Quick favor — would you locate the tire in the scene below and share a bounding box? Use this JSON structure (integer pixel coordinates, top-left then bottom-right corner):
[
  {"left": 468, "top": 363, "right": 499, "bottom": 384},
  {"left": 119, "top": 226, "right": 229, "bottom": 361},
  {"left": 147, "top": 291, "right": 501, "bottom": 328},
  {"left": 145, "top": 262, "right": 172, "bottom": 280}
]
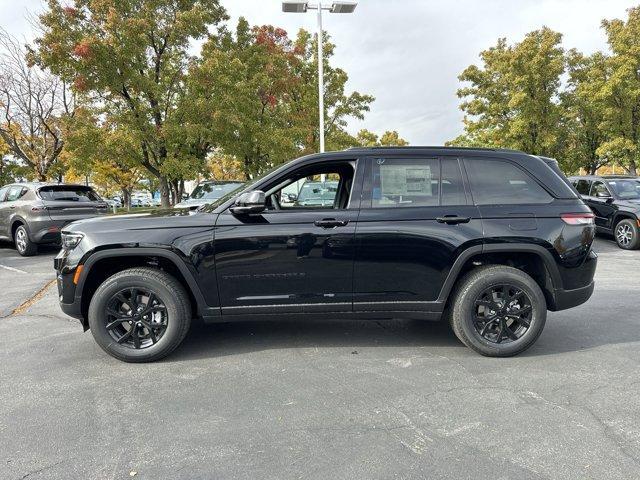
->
[
  {"left": 614, "top": 219, "right": 640, "bottom": 250},
  {"left": 88, "top": 268, "right": 192, "bottom": 362},
  {"left": 448, "top": 265, "right": 547, "bottom": 357},
  {"left": 14, "top": 225, "right": 37, "bottom": 257}
]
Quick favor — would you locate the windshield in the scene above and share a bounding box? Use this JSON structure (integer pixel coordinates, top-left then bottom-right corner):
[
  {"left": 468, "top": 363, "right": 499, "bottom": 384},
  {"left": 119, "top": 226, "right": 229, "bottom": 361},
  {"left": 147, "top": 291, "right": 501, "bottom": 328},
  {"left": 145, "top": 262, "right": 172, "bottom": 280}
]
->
[
  {"left": 190, "top": 182, "right": 244, "bottom": 200},
  {"left": 607, "top": 179, "right": 640, "bottom": 200},
  {"left": 39, "top": 186, "right": 101, "bottom": 202}
]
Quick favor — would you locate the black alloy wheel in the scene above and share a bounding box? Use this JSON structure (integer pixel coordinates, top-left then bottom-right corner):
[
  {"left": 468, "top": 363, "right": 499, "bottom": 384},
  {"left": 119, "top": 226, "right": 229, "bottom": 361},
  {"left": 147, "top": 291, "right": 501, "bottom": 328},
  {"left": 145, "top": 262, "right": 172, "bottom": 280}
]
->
[
  {"left": 473, "top": 284, "right": 532, "bottom": 344},
  {"left": 105, "top": 287, "right": 168, "bottom": 349}
]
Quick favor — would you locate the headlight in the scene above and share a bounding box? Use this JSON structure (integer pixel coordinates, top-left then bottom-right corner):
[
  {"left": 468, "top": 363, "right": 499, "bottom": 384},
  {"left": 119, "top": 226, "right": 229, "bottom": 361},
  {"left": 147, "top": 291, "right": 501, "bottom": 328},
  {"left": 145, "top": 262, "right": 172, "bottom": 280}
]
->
[{"left": 61, "top": 232, "right": 84, "bottom": 249}]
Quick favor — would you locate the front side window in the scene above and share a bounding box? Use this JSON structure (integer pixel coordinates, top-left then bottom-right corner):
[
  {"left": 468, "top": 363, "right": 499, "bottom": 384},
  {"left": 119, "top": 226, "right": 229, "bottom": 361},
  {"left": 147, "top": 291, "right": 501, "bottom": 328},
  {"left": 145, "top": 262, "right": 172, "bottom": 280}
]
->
[
  {"left": 590, "top": 181, "right": 610, "bottom": 198},
  {"left": 607, "top": 179, "right": 640, "bottom": 199},
  {"left": 370, "top": 158, "right": 440, "bottom": 208},
  {"left": 0, "top": 186, "right": 8, "bottom": 202},
  {"left": 575, "top": 179, "right": 591, "bottom": 196},
  {"left": 265, "top": 162, "right": 355, "bottom": 211},
  {"left": 465, "top": 158, "right": 553, "bottom": 205}
]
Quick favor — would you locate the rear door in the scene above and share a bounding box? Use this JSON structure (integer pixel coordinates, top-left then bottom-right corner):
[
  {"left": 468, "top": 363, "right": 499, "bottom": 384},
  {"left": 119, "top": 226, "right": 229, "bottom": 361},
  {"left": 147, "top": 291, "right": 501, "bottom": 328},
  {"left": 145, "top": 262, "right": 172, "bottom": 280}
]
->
[
  {"left": 38, "top": 186, "right": 108, "bottom": 224},
  {"left": 353, "top": 156, "right": 482, "bottom": 313}
]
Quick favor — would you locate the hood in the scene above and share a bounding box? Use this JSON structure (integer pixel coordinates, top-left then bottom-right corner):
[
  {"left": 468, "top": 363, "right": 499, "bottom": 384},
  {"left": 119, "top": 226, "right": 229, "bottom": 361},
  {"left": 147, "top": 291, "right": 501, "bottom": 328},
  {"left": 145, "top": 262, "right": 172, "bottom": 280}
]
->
[{"left": 62, "top": 209, "right": 216, "bottom": 236}]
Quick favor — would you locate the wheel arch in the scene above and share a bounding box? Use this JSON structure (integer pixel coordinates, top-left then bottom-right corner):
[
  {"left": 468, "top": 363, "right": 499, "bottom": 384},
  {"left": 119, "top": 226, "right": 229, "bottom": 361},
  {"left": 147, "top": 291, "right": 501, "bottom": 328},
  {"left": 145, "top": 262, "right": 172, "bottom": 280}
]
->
[
  {"left": 10, "top": 216, "right": 29, "bottom": 238},
  {"left": 612, "top": 212, "right": 639, "bottom": 229},
  {"left": 437, "top": 244, "right": 561, "bottom": 311},
  {"left": 76, "top": 248, "right": 212, "bottom": 323}
]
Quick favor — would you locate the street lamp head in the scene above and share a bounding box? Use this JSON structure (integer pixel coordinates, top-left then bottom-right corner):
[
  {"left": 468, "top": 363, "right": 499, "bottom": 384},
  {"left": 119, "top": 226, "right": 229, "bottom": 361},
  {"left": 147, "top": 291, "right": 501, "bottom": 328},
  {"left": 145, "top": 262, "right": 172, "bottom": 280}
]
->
[
  {"left": 282, "top": 1, "right": 308, "bottom": 13},
  {"left": 331, "top": 1, "right": 357, "bottom": 13}
]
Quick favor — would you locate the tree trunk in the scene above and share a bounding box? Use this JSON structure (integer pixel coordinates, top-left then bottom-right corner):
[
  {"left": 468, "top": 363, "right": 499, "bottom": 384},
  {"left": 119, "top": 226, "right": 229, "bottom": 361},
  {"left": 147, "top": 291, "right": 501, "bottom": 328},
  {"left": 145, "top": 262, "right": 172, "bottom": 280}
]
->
[
  {"left": 159, "top": 177, "right": 171, "bottom": 208},
  {"left": 122, "top": 189, "right": 131, "bottom": 212},
  {"left": 628, "top": 160, "right": 638, "bottom": 176}
]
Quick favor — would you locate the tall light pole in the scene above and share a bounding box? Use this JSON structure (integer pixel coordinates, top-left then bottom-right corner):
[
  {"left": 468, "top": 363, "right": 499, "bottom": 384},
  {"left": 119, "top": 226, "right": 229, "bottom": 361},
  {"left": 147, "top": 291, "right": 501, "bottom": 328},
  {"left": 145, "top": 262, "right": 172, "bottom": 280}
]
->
[{"left": 282, "top": 1, "right": 358, "bottom": 153}]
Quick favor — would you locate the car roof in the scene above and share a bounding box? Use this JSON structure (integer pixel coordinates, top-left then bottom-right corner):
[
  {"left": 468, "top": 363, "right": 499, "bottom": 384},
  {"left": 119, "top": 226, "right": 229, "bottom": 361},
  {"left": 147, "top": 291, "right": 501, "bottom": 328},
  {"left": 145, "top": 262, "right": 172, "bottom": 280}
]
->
[
  {"left": 1, "top": 182, "right": 92, "bottom": 189},
  {"left": 568, "top": 175, "right": 639, "bottom": 180}
]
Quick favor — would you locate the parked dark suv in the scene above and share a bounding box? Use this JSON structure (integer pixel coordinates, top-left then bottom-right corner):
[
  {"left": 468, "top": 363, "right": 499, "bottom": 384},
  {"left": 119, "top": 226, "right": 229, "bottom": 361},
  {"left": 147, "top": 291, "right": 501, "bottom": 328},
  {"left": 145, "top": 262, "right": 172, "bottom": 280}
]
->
[
  {"left": 0, "top": 183, "right": 108, "bottom": 256},
  {"left": 55, "top": 147, "right": 597, "bottom": 362},
  {"left": 568, "top": 175, "right": 640, "bottom": 249}
]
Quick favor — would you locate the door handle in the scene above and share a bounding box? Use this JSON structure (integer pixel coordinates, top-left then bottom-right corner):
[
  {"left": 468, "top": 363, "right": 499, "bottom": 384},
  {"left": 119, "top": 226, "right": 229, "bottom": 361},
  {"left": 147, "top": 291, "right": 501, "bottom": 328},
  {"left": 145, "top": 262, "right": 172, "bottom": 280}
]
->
[
  {"left": 436, "top": 215, "right": 471, "bottom": 225},
  {"left": 314, "top": 218, "right": 349, "bottom": 228},
  {"left": 9, "top": 205, "right": 16, "bottom": 209}
]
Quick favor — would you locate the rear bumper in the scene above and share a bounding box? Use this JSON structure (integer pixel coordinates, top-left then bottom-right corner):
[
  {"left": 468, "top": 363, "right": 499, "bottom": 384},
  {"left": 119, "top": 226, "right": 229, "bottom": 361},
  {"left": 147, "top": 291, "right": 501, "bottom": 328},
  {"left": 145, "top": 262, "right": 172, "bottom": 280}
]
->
[{"left": 552, "top": 281, "right": 595, "bottom": 311}]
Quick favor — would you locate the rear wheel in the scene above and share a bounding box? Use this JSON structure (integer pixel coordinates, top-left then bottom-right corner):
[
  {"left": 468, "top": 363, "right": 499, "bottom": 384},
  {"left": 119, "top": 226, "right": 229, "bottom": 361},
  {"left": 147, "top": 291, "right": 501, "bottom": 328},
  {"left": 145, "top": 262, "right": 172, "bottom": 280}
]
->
[
  {"left": 614, "top": 219, "right": 640, "bottom": 250},
  {"left": 449, "top": 265, "right": 547, "bottom": 357},
  {"left": 14, "top": 225, "right": 37, "bottom": 257},
  {"left": 88, "top": 268, "right": 192, "bottom": 362}
]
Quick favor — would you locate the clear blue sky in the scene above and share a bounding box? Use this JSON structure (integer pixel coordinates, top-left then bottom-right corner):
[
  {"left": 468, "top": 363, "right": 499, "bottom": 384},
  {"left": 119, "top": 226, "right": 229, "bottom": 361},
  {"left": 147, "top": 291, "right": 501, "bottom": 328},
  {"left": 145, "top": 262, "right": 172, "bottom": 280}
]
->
[{"left": 1, "top": 0, "right": 637, "bottom": 144}]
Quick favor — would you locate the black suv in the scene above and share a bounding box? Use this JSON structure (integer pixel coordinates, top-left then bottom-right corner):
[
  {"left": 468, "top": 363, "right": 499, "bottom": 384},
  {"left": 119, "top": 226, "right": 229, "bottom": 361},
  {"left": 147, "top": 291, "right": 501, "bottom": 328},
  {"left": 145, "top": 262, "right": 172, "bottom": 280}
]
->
[
  {"left": 55, "top": 147, "right": 597, "bottom": 362},
  {"left": 568, "top": 175, "right": 640, "bottom": 250}
]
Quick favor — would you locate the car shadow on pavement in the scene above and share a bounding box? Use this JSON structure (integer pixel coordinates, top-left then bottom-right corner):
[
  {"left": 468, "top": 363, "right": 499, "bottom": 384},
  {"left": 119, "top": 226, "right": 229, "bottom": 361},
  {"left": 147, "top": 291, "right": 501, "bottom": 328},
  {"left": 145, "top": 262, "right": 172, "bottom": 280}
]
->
[
  {"left": 170, "top": 318, "right": 465, "bottom": 361},
  {"left": 170, "top": 302, "right": 639, "bottom": 361}
]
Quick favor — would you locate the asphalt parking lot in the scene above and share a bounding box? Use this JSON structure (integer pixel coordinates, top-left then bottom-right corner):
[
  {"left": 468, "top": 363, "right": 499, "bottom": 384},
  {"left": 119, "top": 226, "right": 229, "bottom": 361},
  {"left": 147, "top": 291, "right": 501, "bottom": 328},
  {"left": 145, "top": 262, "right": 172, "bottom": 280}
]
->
[{"left": 1, "top": 236, "right": 639, "bottom": 480}]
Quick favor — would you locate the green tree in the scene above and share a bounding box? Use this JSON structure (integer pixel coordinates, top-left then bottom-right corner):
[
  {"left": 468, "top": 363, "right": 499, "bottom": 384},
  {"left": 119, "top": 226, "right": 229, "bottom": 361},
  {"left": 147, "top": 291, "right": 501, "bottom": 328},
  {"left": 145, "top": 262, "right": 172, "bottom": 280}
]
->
[
  {"left": 560, "top": 50, "right": 609, "bottom": 174},
  {"left": 596, "top": 7, "right": 640, "bottom": 175},
  {"left": 454, "top": 28, "right": 565, "bottom": 156},
  {"left": 36, "top": 0, "right": 228, "bottom": 206}
]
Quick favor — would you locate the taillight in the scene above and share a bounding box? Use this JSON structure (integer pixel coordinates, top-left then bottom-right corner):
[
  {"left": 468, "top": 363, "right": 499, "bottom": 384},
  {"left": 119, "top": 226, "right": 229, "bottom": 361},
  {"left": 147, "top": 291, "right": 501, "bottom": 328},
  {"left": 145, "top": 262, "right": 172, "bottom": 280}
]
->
[{"left": 561, "top": 213, "right": 595, "bottom": 225}]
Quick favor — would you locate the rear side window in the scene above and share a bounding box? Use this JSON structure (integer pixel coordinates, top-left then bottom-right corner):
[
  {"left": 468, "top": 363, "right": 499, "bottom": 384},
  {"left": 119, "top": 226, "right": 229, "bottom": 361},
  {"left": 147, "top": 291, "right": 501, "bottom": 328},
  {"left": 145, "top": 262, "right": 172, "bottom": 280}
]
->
[
  {"left": 6, "top": 186, "right": 27, "bottom": 201},
  {"left": 39, "top": 186, "right": 101, "bottom": 202},
  {"left": 370, "top": 158, "right": 439, "bottom": 208},
  {"left": 465, "top": 158, "right": 553, "bottom": 205},
  {"left": 574, "top": 179, "right": 591, "bottom": 196}
]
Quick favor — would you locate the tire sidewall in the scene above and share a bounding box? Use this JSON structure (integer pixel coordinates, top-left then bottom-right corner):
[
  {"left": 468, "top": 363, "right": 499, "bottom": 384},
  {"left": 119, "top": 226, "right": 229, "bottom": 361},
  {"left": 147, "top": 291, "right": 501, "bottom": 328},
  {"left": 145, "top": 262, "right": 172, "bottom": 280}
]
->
[
  {"left": 15, "top": 225, "right": 34, "bottom": 256},
  {"left": 615, "top": 219, "right": 639, "bottom": 250},
  {"left": 88, "top": 273, "right": 186, "bottom": 361},
  {"left": 455, "top": 269, "right": 547, "bottom": 357}
]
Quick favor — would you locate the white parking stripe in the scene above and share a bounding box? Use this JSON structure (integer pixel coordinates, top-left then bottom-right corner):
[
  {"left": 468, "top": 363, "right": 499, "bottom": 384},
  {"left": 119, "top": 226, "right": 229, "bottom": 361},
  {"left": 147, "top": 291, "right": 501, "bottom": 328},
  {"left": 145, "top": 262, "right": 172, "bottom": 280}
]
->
[{"left": 0, "top": 264, "right": 28, "bottom": 274}]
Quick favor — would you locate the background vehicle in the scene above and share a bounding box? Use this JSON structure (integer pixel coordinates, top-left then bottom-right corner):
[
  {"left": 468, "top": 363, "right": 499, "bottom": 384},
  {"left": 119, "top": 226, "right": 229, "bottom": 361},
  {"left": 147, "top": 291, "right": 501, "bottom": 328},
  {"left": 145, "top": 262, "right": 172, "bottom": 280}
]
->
[
  {"left": 569, "top": 175, "right": 640, "bottom": 249},
  {"left": 174, "top": 181, "right": 244, "bottom": 210},
  {"left": 55, "top": 147, "right": 597, "bottom": 362},
  {"left": 0, "top": 183, "right": 108, "bottom": 256}
]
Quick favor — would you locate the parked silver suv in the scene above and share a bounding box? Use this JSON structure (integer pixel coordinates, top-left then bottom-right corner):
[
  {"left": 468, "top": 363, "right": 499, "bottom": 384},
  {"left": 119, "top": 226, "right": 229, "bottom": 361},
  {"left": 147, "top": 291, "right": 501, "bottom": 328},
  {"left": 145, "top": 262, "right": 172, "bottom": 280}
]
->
[{"left": 0, "top": 183, "right": 108, "bottom": 256}]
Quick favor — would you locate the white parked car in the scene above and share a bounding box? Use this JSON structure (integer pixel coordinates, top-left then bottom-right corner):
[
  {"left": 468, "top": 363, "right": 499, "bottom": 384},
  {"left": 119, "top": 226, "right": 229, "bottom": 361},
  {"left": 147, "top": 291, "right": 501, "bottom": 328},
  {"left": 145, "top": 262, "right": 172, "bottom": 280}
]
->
[{"left": 174, "top": 181, "right": 244, "bottom": 210}]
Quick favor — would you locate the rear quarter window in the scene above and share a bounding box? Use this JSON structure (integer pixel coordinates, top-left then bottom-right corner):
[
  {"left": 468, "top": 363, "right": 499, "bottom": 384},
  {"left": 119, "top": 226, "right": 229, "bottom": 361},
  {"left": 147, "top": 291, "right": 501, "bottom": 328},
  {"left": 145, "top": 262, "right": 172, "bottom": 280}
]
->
[{"left": 464, "top": 158, "right": 553, "bottom": 205}]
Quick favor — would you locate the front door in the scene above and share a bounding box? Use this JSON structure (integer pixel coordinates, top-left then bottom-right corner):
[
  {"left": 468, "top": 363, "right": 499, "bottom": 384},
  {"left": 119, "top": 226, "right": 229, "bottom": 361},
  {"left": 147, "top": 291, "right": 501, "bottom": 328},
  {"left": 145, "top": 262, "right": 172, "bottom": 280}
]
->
[
  {"left": 214, "top": 159, "right": 362, "bottom": 316},
  {"left": 353, "top": 156, "right": 482, "bottom": 313},
  {"left": 587, "top": 180, "right": 616, "bottom": 229}
]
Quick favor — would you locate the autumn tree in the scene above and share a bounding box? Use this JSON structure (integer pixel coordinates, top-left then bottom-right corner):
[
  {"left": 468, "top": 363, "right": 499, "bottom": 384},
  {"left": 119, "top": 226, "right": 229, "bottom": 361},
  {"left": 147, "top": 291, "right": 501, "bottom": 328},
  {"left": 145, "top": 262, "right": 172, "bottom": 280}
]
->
[
  {"left": 0, "top": 28, "right": 74, "bottom": 181},
  {"left": 355, "top": 129, "right": 408, "bottom": 147},
  {"left": 64, "top": 107, "right": 144, "bottom": 208},
  {"left": 454, "top": 28, "right": 565, "bottom": 157},
  {"left": 36, "top": 0, "right": 228, "bottom": 206}
]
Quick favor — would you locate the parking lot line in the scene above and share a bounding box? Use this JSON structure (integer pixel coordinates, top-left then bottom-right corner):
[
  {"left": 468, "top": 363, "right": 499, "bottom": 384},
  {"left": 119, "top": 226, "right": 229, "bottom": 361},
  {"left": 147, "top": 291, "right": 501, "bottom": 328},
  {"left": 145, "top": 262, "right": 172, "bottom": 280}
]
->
[{"left": 0, "top": 264, "right": 28, "bottom": 274}]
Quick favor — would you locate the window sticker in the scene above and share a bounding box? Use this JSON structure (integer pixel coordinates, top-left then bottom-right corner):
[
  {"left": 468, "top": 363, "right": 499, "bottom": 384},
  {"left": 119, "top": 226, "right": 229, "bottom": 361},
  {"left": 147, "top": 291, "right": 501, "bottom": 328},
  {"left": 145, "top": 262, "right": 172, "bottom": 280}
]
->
[{"left": 380, "top": 165, "right": 432, "bottom": 196}]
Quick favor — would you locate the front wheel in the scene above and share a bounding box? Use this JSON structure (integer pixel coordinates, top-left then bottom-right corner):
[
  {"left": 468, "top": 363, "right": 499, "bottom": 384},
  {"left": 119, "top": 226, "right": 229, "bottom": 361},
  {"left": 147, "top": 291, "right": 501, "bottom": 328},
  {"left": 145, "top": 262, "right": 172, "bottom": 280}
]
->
[
  {"left": 614, "top": 219, "right": 640, "bottom": 250},
  {"left": 88, "top": 268, "right": 192, "bottom": 362},
  {"left": 448, "top": 265, "right": 547, "bottom": 357}
]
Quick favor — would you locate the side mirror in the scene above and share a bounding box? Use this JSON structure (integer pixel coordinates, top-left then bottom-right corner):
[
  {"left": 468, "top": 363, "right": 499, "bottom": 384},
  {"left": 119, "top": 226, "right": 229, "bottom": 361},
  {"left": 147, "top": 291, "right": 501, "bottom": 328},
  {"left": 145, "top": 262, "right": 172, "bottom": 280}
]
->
[
  {"left": 596, "top": 191, "right": 611, "bottom": 199},
  {"left": 230, "top": 190, "right": 266, "bottom": 215}
]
